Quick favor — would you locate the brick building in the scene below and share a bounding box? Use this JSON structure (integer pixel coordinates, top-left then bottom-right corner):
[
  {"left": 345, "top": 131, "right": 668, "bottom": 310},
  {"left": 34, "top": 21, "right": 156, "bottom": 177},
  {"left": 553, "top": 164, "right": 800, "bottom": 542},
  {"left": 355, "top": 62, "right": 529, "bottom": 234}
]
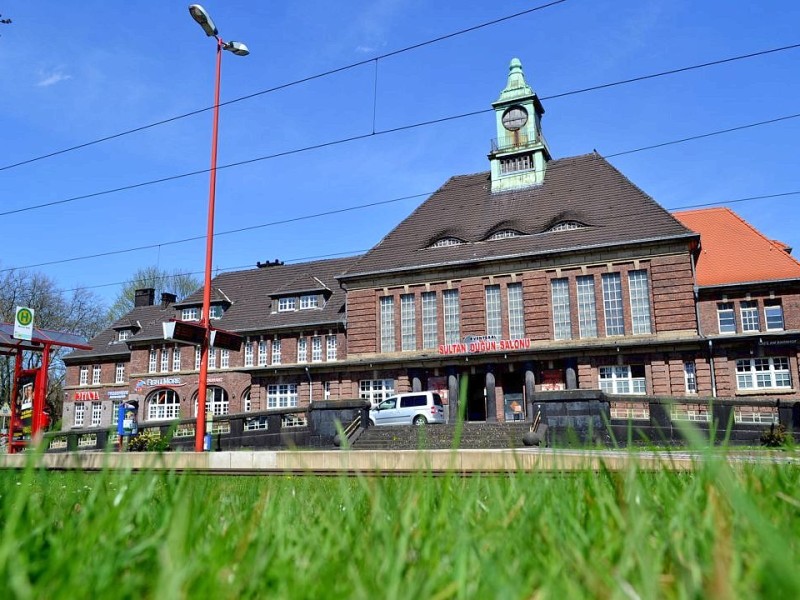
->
[{"left": 62, "top": 59, "right": 800, "bottom": 430}]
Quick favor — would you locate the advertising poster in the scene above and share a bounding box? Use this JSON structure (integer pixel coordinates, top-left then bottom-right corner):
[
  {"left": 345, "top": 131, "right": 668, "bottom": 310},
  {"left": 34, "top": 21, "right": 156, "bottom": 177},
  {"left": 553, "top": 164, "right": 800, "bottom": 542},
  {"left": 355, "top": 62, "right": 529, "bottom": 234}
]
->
[
  {"left": 14, "top": 375, "right": 35, "bottom": 442},
  {"left": 427, "top": 376, "right": 449, "bottom": 404}
]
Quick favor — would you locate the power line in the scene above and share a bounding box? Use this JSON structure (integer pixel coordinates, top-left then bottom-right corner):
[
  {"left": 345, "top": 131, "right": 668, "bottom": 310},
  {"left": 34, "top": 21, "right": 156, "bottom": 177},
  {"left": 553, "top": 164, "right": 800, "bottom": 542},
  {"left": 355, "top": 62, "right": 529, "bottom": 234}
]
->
[{"left": 0, "top": 0, "right": 568, "bottom": 173}]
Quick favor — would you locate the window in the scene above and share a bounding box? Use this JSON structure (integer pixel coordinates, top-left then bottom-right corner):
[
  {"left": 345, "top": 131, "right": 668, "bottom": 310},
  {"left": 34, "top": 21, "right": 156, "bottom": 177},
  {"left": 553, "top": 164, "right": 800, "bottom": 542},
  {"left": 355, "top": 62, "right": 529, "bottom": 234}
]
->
[
  {"left": 551, "top": 278, "right": 571, "bottom": 340},
  {"left": 765, "top": 302, "right": 785, "bottom": 331},
  {"left": 602, "top": 273, "right": 624, "bottom": 336},
  {"left": 79, "top": 366, "right": 88, "bottom": 386},
  {"left": 243, "top": 389, "right": 252, "bottom": 412},
  {"left": 271, "top": 339, "right": 281, "bottom": 365},
  {"left": 311, "top": 336, "right": 322, "bottom": 362},
  {"left": 111, "top": 401, "right": 121, "bottom": 427},
  {"left": 278, "top": 297, "right": 296, "bottom": 312},
  {"left": 257, "top": 340, "right": 267, "bottom": 366},
  {"left": 160, "top": 347, "right": 170, "bottom": 372},
  {"left": 380, "top": 296, "right": 395, "bottom": 353},
  {"left": 359, "top": 379, "right": 395, "bottom": 407},
  {"left": 74, "top": 403, "right": 86, "bottom": 427},
  {"left": 499, "top": 153, "right": 532, "bottom": 174},
  {"left": 717, "top": 302, "right": 735, "bottom": 334},
  {"left": 194, "top": 386, "right": 229, "bottom": 416},
  {"left": 91, "top": 402, "right": 102, "bottom": 427},
  {"left": 740, "top": 301, "right": 760, "bottom": 332},
  {"left": 421, "top": 292, "right": 438, "bottom": 349},
  {"left": 245, "top": 340, "right": 254, "bottom": 367},
  {"left": 115, "top": 363, "right": 125, "bottom": 384},
  {"left": 684, "top": 362, "right": 697, "bottom": 394},
  {"left": 430, "top": 237, "right": 463, "bottom": 248},
  {"left": 734, "top": 407, "right": 779, "bottom": 425},
  {"left": 488, "top": 229, "right": 521, "bottom": 240},
  {"left": 208, "top": 348, "right": 216, "bottom": 369},
  {"left": 209, "top": 305, "right": 224, "bottom": 320},
  {"left": 149, "top": 348, "right": 158, "bottom": 373},
  {"left": 267, "top": 384, "right": 298, "bottom": 409},
  {"left": 508, "top": 283, "right": 525, "bottom": 339},
  {"left": 628, "top": 270, "right": 652, "bottom": 335},
  {"left": 670, "top": 404, "right": 710, "bottom": 422},
  {"left": 443, "top": 289, "right": 461, "bottom": 344},
  {"left": 326, "top": 335, "right": 337, "bottom": 361},
  {"left": 599, "top": 365, "right": 646, "bottom": 395},
  {"left": 118, "top": 330, "right": 131, "bottom": 342},
  {"left": 401, "top": 294, "right": 416, "bottom": 351},
  {"left": 324, "top": 381, "right": 331, "bottom": 400},
  {"left": 300, "top": 295, "right": 318, "bottom": 309},
  {"left": 172, "top": 347, "right": 181, "bottom": 372},
  {"left": 182, "top": 307, "right": 199, "bottom": 321},
  {"left": 147, "top": 389, "right": 181, "bottom": 420},
  {"left": 194, "top": 347, "right": 201, "bottom": 370},
  {"left": 576, "top": 276, "right": 597, "bottom": 338},
  {"left": 92, "top": 365, "right": 101, "bottom": 385},
  {"left": 485, "top": 285, "right": 502, "bottom": 337},
  {"left": 297, "top": 337, "right": 307, "bottom": 363},
  {"left": 736, "top": 357, "right": 791, "bottom": 390},
  {"left": 220, "top": 349, "right": 230, "bottom": 369},
  {"left": 547, "top": 221, "right": 585, "bottom": 233}
]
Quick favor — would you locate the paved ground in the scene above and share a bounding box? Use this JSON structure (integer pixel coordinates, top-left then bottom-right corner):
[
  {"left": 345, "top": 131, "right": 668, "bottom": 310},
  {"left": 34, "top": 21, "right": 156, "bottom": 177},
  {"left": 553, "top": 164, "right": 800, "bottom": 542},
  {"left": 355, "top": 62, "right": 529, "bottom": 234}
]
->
[{"left": 1, "top": 448, "right": 797, "bottom": 475}]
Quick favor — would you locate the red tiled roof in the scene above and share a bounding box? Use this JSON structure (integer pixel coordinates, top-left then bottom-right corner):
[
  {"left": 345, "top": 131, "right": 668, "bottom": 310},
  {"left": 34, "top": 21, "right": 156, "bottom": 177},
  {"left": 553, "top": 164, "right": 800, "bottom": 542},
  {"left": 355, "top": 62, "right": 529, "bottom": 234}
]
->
[{"left": 672, "top": 207, "right": 800, "bottom": 286}]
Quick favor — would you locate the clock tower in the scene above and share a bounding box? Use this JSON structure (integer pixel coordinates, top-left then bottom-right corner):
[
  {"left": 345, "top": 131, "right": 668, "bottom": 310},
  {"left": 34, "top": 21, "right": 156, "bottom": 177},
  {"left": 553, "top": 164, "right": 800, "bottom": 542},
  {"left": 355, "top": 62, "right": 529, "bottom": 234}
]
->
[{"left": 488, "top": 58, "right": 551, "bottom": 192}]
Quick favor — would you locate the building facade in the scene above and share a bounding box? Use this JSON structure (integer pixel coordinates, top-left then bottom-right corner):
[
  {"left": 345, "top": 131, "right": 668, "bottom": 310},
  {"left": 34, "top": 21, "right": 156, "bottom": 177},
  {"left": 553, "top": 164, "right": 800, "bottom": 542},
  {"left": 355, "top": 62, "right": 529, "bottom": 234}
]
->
[{"left": 62, "top": 59, "right": 800, "bottom": 430}]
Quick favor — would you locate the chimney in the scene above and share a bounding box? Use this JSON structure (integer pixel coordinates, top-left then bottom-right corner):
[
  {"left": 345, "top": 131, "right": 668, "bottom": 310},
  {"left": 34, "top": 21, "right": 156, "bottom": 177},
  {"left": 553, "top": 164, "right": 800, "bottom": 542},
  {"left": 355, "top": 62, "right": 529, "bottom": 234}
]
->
[
  {"left": 134, "top": 288, "right": 156, "bottom": 307},
  {"left": 161, "top": 292, "right": 178, "bottom": 308}
]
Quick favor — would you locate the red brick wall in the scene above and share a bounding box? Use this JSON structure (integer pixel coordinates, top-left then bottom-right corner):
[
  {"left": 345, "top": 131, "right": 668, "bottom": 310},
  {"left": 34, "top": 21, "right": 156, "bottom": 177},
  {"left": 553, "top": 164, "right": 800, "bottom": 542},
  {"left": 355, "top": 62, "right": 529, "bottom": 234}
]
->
[
  {"left": 346, "top": 288, "right": 377, "bottom": 354},
  {"left": 698, "top": 290, "right": 800, "bottom": 335},
  {"left": 649, "top": 254, "right": 697, "bottom": 332}
]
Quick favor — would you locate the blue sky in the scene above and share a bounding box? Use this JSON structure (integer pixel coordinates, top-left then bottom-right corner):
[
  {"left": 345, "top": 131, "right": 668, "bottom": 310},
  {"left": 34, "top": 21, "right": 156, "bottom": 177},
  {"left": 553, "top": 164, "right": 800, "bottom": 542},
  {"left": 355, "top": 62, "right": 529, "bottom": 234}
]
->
[{"left": 1, "top": 1, "right": 799, "bottom": 307}]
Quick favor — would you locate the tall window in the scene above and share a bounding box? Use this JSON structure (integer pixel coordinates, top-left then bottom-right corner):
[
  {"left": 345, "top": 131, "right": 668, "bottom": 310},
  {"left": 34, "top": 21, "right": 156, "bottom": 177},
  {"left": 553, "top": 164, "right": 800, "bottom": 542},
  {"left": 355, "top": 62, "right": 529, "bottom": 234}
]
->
[
  {"left": 91, "top": 402, "right": 102, "bottom": 427},
  {"left": 182, "top": 307, "right": 199, "bottom": 321},
  {"left": 160, "top": 347, "right": 170, "bottom": 373},
  {"left": 443, "top": 289, "right": 460, "bottom": 344},
  {"left": 380, "top": 296, "right": 395, "bottom": 353},
  {"left": 765, "top": 301, "right": 784, "bottom": 331},
  {"left": 740, "top": 301, "right": 760, "bottom": 332},
  {"left": 115, "top": 363, "right": 125, "bottom": 384},
  {"left": 311, "top": 336, "right": 322, "bottom": 362},
  {"left": 79, "top": 366, "right": 88, "bottom": 386},
  {"left": 576, "top": 276, "right": 597, "bottom": 338},
  {"left": 257, "top": 340, "right": 268, "bottom": 366},
  {"left": 551, "top": 278, "right": 571, "bottom": 340},
  {"left": 359, "top": 379, "right": 395, "bottom": 407},
  {"left": 267, "top": 384, "right": 298, "bottom": 409},
  {"left": 684, "top": 362, "right": 697, "bottom": 394},
  {"left": 508, "top": 283, "right": 525, "bottom": 339},
  {"left": 400, "top": 294, "right": 416, "bottom": 351},
  {"left": 628, "top": 270, "right": 652, "bottom": 334},
  {"left": 172, "top": 346, "right": 181, "bottom": 371},
  {"left": 194, "top": 386, "right": 229, "bottom": 416},
  {"left": 92, "top": 365, "right": 101, "bottom": 385},
  {"left": 717, "top": 302, "right": 735, "bottom": 334},
  {"left": 194, "top": 347, "right": 201, "bottom": 370},
  {"left": 736, "top": 357, "right": 791, "bottom": 390},
  {"left": 220, "top": 349, "right": 230, "bottom": 368},
  {"left": 208, "top": 348, "right": 216, "bottom": 369},
  {"left": 421, "top": 292, "right": 438, "bottom": 349},
  {"left": 324, "top": 381, "right": 331, "bottom": 400},
  {"left": 147, "top": 389, "right": 181, "bottom": 420},
  {"left": 271, "top": 339, "right": 281, "bottom": 365},
  {"left": 599, "top": 365, "right": 646, "bottom": 395},
  {"left": 149, "top": 348, "right": 158, "bottom": 373},
  {"left": 326, "top": 335, "right": 337, "bottom": 361},
  {"left": 602, "top": 273, "right": 624, "bottom": 336},
  {"left": 297, "top": 338, "right": 308, "bottom": 363},
  {"left": 244, "top": 340, "right": 254, "bottom": 367},
  {"left": 485, "top": 285, "right": 502, "bottom": 337},
  {"left": 242, "top": 389, "right": 252, "bottom": 412},
  {"left": 74, "top": 403, "right": 85, "bottom": 427}
]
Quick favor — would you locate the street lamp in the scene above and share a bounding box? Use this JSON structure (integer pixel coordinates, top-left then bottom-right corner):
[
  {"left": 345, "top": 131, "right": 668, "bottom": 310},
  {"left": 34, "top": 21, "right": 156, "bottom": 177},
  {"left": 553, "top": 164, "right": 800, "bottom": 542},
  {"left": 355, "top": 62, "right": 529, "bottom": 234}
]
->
[{"left": 188, "top": 4, "right": 249, "bottom": 452}]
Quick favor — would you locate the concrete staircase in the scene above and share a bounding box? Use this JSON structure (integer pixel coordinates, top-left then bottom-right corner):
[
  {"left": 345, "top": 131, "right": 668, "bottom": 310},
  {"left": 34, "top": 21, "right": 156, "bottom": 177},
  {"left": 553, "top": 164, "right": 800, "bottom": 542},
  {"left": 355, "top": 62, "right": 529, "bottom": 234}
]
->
[{"left": 350, "top": 422, "right": 532, "bottom": 450}]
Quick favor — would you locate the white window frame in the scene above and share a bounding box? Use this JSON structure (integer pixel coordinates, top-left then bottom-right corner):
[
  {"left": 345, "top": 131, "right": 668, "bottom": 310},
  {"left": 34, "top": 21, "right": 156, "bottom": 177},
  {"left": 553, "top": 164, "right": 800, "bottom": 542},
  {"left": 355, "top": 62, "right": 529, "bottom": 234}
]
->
[
  {"left": 118, "top": 330, "right": 131, "bottom": 342},
  {"left": 194, "top": 386, "right": 229, "bottom": 416},
  {"left": 684, "top": 361, "right": 697, "bottom": 395},
  {"left": 172, "top": 346, "right": 181, "bottom": 372},
  {"left": 740, "top": 301, "right": 760, "bottom": 332},
  {"left": 220, "top": 348, "right": 230, "bottom": 369},
  {"left": 311, "top": 336, "right": 322, "bottom": 362},
  {"left": 324, "top": 381, "right": 331, "bottom": 400},
  {"left": 299, "top": 295, "right": 318, "bottom": 310},
  {"left": 257, "top": 340, "right": 268, "bottom": 366},
  {"left": 208, "top": 348, "right": 216, "bottom": 369},
  {"left": 297, "top": 337, "right": 308, "bottom": 363},
  {"left": 736, "top": 357, "right": 791, "bottom": 390},
  {"left": 421, "top": 291, "right": 438, "bottom": 349},
  {"left": 576, "top": 275, "right": 598, "bottom": 338},
  {"left": 485, "top": 285, "right": 502, "bottom": 338},
  {"left": 245, "top": 340, "right": 254, "bottom": 367},
  {"left": 182, "top": 307, "right": 199, "bottom": 321},
  {"left": 717, "top": 302, "right": 736, "bottom": 334},
  {"left": 194, "top": 347, "right": 201, "bottom": 371},
  {"left": 149, "top": 348, "right": 158, "bottom": 373},
  {"left": 160, "top": 346, "right": 170, "bottom": 373},
  {"left": 74, "top": 402, "right": 86, "bottom": 427},
  {"left": 147, "top": 389, "right": 181, "bottom": 421},
  {"left": 92, "top": 365, "right": 101, "bottom": 385},
  {"left": 359, "top": 379, "right": 395, "bottom": 407},
  {"left": 271, "top": 339, "right": 281, "bottom": 365},
  {"left": 326, "top": 335, "right": 337, "bottom": 361},
  {"left": 91, "top": 402, "right": 102, "bottom": 427},
  {"left": 209, "top": 305, "right": 224, "bottom": 320},
  {"left": 400, "top": 294, "right": 416, "bottom": 351},
  {"left": 551, "top": 278, "right": 571, "bottom": 340},
  {"left": 443, "top": 289, "right": 460, "bottom": 344},
  {"left": 601, "top": 273, "right": 624, "bottom": 336},
  {"left": 243, "top": 389, "right": 252, "bottom": 412},
  {"left": 115, "top": 363, "right": 125, "bottom": 384},
  {"left": 507, "top": 283, "right": 525, "bottom": 340},
  {"left": 599, "top": 365, "right": 646, "bottom": 395},
  {"left": 628, "top": 270, "right": 652, "bottom": 335},
  {"left": 764, "top": 302, "right": 785, "bottom": 331},
  {"left": 278, "top": 297, "right": 296, "bottom": 312},
  {"left": 380, "top": 296, "right": 395, "bottom": 353},
  {"left": 79, "top": 366, "right": 89, "bottom": 386},
  {"left": 267, "top": 384, "right": 298, "bottom": 409}
]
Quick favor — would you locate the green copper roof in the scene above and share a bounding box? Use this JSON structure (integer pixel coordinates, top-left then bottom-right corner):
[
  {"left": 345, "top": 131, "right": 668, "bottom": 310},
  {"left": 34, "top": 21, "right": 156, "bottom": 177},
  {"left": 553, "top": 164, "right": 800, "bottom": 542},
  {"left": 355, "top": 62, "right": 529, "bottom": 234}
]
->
[{"left": 495, "top": 58, "right": 535, "bottom": 103}]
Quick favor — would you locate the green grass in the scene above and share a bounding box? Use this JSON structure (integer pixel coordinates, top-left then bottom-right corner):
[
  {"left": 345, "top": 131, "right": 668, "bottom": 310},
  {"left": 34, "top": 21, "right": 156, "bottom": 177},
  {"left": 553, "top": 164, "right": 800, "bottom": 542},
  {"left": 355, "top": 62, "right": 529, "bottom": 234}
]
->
[{"left": 1, "top": 452, "right": 799, "bottom": 599}]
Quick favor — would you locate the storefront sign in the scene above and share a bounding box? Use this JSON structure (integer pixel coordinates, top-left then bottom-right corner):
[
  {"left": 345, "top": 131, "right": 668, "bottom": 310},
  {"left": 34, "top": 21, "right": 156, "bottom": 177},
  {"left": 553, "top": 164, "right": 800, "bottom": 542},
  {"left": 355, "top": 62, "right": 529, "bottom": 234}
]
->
[
  {"left": 206, "top": 377, "right": 223, "bottom": 384},
  {"left": 107, "top": 390, "right": 129, "bottom": 399},
  {"left": 134, "top": 377, "right": 185, "bottom": 391},
  {"left": 758, "top": 337, "right": 799, "bottom": 347},
  {"left": 74, "top": 390, "right": 100, "bottom": 401},
  {"left": 438, "top": 338, "right": 532, "bottom": 355}
]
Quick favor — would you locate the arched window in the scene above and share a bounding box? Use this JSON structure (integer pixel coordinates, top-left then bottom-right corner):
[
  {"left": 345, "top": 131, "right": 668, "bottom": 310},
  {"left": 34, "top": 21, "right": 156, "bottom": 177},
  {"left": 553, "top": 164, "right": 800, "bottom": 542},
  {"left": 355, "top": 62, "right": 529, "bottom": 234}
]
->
[
  {"left": 242, "top": 388, "right": 252, "bottom": 412},
  {"left": 146, "top": 389, "right": 181, "bottom": 421},
  {"left": 430, "top": 237, "right": 463, "bottom": 248},
  {"left": 192, "top": 386, "right": 229, "bottom": 417},
  {"left": 488, "top": 229, "right": 521, "bottom": 240},
  {"left": 547, "top": 221, "right": 585, "bottom": 232}
]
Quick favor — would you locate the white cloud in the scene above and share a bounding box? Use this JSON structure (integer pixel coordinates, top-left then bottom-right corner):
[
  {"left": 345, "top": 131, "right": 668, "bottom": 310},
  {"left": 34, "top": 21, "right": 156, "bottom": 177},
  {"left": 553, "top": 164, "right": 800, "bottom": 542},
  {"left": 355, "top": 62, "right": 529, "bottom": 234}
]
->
[
  {"left": 37, "top": 70, "right": 72, "bottom": 87},
  {"left": 355, "top": 45, "right": 375, "bottom": 54}
]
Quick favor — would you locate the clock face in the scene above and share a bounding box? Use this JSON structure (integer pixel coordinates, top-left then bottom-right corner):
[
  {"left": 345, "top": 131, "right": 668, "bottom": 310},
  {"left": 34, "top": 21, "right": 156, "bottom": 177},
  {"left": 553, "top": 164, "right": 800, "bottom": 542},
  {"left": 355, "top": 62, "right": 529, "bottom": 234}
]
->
[{"left": 502, "top": 106, "right": 528, "bottom": 131}]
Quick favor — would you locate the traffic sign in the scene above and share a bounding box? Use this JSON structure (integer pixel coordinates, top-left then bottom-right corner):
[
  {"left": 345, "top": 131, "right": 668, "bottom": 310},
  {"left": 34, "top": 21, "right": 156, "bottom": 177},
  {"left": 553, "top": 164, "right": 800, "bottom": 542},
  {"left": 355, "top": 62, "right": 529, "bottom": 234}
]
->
[{"left": 14, "top": 306, "right": 34, "bottom": 341}]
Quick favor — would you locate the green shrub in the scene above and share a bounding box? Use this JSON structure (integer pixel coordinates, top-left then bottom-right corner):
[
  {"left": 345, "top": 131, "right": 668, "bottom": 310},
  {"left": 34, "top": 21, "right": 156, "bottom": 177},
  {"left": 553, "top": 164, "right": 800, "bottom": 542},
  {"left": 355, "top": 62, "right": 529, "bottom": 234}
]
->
[
  {"left": 127, "top": 429, "right": 171, "bottom": 452},
  {"left": 760, "top": 423, "right": 787, "bottom": 448}
]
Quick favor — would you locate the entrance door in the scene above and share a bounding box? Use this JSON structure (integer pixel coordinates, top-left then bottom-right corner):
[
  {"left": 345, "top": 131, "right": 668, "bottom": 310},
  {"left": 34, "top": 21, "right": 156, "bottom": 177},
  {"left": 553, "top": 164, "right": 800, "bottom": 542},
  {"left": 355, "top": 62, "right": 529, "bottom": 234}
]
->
[{"left": 466, "top": 375, "right": 486, "bottom": 421}]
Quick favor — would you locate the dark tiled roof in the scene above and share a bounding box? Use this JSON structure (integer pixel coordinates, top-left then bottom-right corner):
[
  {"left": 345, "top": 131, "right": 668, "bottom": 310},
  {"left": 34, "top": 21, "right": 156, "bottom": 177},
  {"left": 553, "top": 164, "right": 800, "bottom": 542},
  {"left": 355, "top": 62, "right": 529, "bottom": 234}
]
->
[
  {"left": 272, "top": 272, "right": 329, "bottom": 296},
  {"left": 339, "top": 153, "right": 695, "bottom": 281}
]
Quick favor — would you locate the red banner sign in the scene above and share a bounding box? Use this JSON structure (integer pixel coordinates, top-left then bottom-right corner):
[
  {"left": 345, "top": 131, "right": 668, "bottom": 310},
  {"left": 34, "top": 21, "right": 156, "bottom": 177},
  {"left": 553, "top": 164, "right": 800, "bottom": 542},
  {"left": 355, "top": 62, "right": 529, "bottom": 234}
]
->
[
  {"left": 438, "top": 338, "right": 532, "bottom": 355},
  {"left": 74, "top": 390, "right": 100, "bottom": 401}
]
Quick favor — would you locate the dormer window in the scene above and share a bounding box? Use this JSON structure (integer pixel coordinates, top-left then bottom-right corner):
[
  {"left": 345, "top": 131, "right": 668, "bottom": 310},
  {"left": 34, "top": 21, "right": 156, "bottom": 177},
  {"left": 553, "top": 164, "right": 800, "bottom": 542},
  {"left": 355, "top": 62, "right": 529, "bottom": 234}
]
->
[
  {"left": 118, "top": 330, "right": 131, "bottom": 342},
  {"left": 430, "top": 237, "right": 464, "bottom": 248},
  {"left": 488, "top": 229, "right": 521, "bottom": 241},
  {"left": 182, "top": 307, "right": 199, "bottom": 321},
  {"left": 547, "top": 221, "right": 585, "bottom": 233},
  {"left": 299, "top": 295, "right": 318, "bottom": 310},
  {"left": 278, "top": 297, "right": 296, "bottom": 312},
  {"left": 209, "top": 305, "right": 224, "bottom": 320}
]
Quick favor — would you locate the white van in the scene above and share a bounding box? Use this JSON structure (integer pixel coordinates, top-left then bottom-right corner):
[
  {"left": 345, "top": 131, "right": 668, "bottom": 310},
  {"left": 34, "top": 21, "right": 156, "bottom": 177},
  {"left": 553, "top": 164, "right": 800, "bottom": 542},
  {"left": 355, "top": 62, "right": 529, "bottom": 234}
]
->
[{"left": 368, "top": 391, "right": 446, "bottom": 426}]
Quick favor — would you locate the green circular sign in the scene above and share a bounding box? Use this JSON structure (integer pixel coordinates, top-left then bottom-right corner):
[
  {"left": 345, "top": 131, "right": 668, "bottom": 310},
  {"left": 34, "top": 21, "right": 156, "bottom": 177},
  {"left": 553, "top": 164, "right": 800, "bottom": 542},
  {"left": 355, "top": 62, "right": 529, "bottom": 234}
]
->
[{"left": 17, "top": 308, "right": 33, "bottom": 326}]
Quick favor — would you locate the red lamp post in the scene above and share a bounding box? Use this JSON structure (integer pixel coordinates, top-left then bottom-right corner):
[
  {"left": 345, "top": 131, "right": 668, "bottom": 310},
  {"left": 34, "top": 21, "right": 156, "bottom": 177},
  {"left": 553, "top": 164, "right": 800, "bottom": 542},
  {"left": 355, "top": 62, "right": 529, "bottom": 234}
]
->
[{"left": 188, "top": 4, "right": 249, "bottom": 452}]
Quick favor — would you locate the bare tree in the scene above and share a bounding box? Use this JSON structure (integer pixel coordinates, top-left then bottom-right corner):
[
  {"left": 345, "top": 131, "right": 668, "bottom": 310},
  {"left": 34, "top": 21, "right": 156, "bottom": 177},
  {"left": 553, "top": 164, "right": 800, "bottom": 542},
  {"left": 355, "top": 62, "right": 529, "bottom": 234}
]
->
[{"left": 107, "top": 266, "right": 201, "bottom": 322}]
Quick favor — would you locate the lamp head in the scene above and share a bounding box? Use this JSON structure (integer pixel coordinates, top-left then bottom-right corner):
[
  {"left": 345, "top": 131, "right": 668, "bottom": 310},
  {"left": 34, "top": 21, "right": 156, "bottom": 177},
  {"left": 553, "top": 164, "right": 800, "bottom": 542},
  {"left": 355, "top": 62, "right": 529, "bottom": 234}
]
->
[
  {"left": 223, "top": 41, "right": 250, "bottom": 56},
  {"left": 188, "top": 4, "right": 218, "bottom": 37}
]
